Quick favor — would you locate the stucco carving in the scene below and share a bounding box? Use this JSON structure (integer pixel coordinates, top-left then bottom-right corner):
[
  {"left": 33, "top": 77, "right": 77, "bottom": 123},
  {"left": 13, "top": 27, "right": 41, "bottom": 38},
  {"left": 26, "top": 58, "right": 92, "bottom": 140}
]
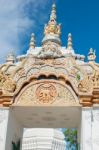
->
[
  {"left": 0, "top": 3, "right": 99, "bottom": 108},
  {"left": 37, "top": 42, "right": 62, "bottom": 58},
  {"left": 44, "top": 4, "right": 61, "bottom": 36},
  {"left": 0, "top": 71, "right": 16, "bottom": 94},
  {"left": 15, "top": 81, "right": 79, "bottom": 106},
  {"left": 36, "top": 83, "right": 57, "bottom": 104},
  {"left": 78, "top": 75, "right": 93, "bottom": 93},
  {"left": 44, "top": 22, "right": 61, "bottom": 36},
  {"left": 92, "top": 70, "right": 99, "bottom": 88}
]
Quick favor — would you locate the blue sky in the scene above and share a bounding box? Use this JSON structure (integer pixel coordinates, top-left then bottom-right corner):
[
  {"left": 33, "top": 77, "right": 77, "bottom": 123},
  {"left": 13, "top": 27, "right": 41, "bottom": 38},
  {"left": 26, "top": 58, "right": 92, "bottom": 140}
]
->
[{"left": 0, "top": 0, "right": 99, "bottom": 63}]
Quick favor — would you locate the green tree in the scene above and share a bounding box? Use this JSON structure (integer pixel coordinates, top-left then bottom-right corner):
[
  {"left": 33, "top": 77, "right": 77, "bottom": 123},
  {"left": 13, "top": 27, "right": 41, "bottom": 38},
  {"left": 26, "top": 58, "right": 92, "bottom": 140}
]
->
[
  {"left": 12, "top": 140, "right": 20, "bottom": 150},
  {"left": 64, "top": 129, "right": 78, "bottom": 150}
]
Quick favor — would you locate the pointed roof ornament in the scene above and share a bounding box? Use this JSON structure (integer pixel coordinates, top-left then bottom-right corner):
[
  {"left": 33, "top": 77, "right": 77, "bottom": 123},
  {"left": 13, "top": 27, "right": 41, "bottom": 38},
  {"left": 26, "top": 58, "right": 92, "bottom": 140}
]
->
[
  {"left": 40, "top": 3, "right": 62, "bottom": 58},
  {"left": 27, "top": 33, "right": 36, "bottom": 55},
  {"left": 29, "top": 33, "right": 35, "bottom": 49},
  {"left": 43, "top": 3, "right": 61, "bottom": 38},
  {"left": 6, "top": 51, "right": 16, "bottom": 64},
  {"left": 67, "top": 33, "right": 73, "bottom": 50},
  {"left": 88, "top": 48, "right": 96, "bottom": 62},
  {"left": 50, "top": 3, "right": 57, "bottom": 23}
]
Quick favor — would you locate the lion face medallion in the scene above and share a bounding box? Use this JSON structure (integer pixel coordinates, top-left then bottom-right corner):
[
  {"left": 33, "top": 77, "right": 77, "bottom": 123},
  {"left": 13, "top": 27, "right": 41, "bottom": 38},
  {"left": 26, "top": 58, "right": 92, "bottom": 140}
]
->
[{"left": 36, "top": 83, "right": 57, "bottom": 104}]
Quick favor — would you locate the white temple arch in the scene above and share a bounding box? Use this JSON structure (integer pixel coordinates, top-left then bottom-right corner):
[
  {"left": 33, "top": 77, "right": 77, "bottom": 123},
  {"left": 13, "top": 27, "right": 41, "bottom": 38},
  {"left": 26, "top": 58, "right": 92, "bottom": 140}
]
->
[{"left": 0, "top": 3, "right": 99, "bottom": 150}]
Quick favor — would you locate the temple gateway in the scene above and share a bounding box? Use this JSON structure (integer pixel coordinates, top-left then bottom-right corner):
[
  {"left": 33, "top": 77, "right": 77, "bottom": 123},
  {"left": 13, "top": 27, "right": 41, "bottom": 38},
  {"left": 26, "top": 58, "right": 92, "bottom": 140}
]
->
[{"left": 0, "top": 3, "right": 99, "bottom": 150}]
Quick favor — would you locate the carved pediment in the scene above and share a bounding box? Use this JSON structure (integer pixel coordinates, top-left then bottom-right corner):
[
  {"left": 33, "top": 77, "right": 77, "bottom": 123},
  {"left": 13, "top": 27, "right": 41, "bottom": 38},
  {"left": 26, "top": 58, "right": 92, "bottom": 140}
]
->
[
  {"left": 14, "top": 80, "right": 79, "bottom": 106},
  {"left": 78, "top": 75, "right": 93, "bottom": 93},
  {"left": 0, "top": 71, "right": 16, "bottom": 95}
]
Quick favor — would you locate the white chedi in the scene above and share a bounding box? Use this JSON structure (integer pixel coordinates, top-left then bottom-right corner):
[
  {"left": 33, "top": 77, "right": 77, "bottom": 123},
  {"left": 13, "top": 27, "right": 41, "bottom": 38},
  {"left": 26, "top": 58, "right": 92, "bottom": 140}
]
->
[{"left": 21, "top": 128, "right": 66, "bottom": 150}]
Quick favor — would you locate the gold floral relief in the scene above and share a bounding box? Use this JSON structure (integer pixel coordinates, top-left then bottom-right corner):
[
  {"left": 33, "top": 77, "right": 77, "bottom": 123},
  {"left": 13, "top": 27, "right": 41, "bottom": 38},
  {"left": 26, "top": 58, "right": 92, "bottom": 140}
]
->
[
  {"left": 36, "top": 83, "right": 57, "bottom": 104},
  {"left": 15, "top": 81, "right": 79, "bottom": 106}
]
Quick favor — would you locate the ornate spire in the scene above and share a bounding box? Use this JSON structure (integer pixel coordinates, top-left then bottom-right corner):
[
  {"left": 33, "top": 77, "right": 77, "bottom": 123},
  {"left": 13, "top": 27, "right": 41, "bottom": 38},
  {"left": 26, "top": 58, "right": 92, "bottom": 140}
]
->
[
  {"left": 88, "top": 48, "right": 96, "bottom": 61},
  {"left": 6, "top": 51, "right": 16, "bottom": 64},
  {"left": 50, "top": 3, "right": 57, "bottom": 23},
  {"left": 29, "top": 33, "right": 35, "bottom": 49},
  {"left": 67, "top": 33, "right": 73, "bottom": 50},
  {"left": 44, "top": 3, "right": 61, "bottom": 37},
  {"left": 40, "top": 3, "right": 62, "bottom": 58}
]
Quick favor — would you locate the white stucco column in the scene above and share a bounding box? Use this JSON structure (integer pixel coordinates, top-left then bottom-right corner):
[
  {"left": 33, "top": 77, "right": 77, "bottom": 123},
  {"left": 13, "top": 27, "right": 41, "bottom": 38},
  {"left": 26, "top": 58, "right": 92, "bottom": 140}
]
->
[
  {"left": 81, "top": 107, "right": 92, "bottom": 150},
  {"left": 92, "top": 106, "right": 99, "bottom": 150},
  {"left": 5, "top": 107, "right": 23, "bottom": 150},
  {"left": 0, "top": 107, "right": 9, "bottom": 150}
]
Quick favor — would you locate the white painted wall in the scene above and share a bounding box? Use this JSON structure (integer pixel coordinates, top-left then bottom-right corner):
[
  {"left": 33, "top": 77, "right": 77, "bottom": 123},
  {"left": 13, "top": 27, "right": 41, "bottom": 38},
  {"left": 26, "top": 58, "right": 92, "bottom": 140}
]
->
[
  {"left": 0, "top": 107, "right": 9, "bottom": 150},
  {"left": 81, "top": 106, "right": 99, "bottom": 150},
  {"left": 92, "top": 106, "right": 99, "bottom": 150},
  {"left": 81, "top": 107, "right": 92, "bottom": 150},
  {"left": 5, "top": 108, "right": 23, "bottom": 150}
]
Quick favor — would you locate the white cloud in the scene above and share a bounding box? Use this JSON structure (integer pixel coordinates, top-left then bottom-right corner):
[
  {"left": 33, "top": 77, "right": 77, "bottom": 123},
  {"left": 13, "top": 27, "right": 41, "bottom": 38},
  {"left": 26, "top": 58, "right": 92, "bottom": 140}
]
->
[{"left": 0, "top": 0, "right": 50, "bottom": 63}]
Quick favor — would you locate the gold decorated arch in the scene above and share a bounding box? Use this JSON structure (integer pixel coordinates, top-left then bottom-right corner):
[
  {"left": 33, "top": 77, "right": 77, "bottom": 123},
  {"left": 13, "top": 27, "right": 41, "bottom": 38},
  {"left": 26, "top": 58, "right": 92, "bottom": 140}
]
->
[{"left": 14, "top": 80, "right": 79, "bottom": 106}]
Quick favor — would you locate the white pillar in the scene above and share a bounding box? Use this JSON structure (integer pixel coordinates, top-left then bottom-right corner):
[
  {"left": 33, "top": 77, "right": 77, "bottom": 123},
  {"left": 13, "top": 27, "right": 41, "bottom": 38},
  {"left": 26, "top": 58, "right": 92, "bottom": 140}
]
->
[
  {"left": 81, "top": 107, "right": 92, "bottom": 150},
  {"left": 5, "top": 108, "right": 23, "bottom": 150},
  {"left": 92, "top": 106, "right": 99, "bottom": 150},
  {"left": 0, "top": 107, "right": 9, "bottom": 150}
]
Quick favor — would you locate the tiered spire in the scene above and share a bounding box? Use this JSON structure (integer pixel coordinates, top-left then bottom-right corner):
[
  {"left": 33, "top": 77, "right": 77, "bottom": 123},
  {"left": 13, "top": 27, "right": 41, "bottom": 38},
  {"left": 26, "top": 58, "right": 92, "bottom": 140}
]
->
[
  {"left": 88, "top": 48, "right": 96, "bottom": 62},
  {"left": 50, "top": 3, "right": 57, "bottom": 23},
  {"left": 44, "top": 3, "right": 61, "bottom": 37},
  {"left": 27, "top": 33, "right": 36, "bottom": 55},
  {"left": 67, "top": 33, "right": 73, "bottom": 50},
  {"left": 38, "top": 3, "right": 62, "bottom": 58},
  {"left": 29, "top": 33, "right": 35, "bottom": 49},
  {"left": 6, "top": 51, "right": 16, "bottom": 64}
]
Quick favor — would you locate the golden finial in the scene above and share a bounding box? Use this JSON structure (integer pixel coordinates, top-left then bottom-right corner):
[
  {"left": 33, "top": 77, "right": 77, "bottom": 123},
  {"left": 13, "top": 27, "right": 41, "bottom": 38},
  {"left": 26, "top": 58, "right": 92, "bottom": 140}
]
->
[
  {"left": 29, "top": 33, "right": 35, "bottom": 49},
  {"left": 67, "top": 33, "right": 73, "bottom": 50},
  {"left": 88, "top": 48, "right": 96, "bottom": 61},
  {"left": 44, "top": 3, "right": 61, "bottom": 36}
]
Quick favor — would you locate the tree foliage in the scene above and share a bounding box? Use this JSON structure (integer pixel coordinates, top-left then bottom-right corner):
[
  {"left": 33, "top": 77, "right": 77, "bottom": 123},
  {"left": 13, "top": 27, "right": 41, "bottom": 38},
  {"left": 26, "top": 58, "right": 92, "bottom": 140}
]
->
[
  {"left": 12, "top": 140, "right": 20, "bottom": 150},
  {"left": 64, "top": 129, "right": 78, "bottom": 150}
]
